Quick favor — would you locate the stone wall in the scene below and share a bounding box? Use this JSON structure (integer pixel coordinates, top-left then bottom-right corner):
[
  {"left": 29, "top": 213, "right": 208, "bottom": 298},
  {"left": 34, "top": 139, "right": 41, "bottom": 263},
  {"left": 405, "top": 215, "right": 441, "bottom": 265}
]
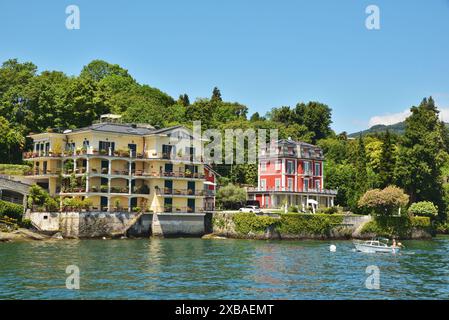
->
[
  {"left": 211, "top": 212, "right": 373, "bottom": 240},
  {"left": 152, "top": 213, "right": 205, "bottom": 237},
  {"left": 30, "top": 211, "right": 144, "bottom": 238},
  {"left": 29, "top": 211, "right": 206, "bottom": 238}
]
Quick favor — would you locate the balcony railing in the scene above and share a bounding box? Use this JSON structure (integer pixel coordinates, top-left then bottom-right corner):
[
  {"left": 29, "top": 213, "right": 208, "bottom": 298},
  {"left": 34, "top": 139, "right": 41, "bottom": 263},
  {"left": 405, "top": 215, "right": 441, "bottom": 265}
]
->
[
  {"left": 155, "top": 188, "right": 205, "bottom": 196},
  {"left": 204, "top": 189, "right": 215, "bottom": 197},
  {"left": 24, "top": 169, "right": 60, "bottom": 176},
  {"left": 302, "top": 170, "right": 314, "bottom": 176},
  {"left": 23, "top": 149, "right": 206, "bottom": 163},
  {"left": 152, "top": 206, "right": 205, "bottom": 213},
  {"left": 246, "top": 187, "right": 337, "bottom": 195},
  {"left": 110, "top": 186, "right": 130, "bottom": 194}
]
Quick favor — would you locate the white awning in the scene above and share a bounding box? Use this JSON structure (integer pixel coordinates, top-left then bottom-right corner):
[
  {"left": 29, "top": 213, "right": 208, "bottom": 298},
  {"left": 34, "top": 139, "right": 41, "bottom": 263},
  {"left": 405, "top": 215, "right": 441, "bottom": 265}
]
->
[
  {"left": 203, "top": 181, "right": 216, "bottom": 186},
  {"left": 307, "top": 199, "right": 318, "bottom": 205}
]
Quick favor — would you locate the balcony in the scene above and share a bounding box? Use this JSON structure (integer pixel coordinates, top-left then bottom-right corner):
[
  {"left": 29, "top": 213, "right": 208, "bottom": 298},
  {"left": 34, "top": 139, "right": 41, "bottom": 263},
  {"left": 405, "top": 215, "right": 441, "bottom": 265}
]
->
[
  {"left": 23, "top": 149, "right": 207, "bottom": 163},
  {"left": 153, "top": 206, "right": 205, "bottom": 214},
  {"left": 204, "top": 189, "right": 215, "bottom": 197},
  {"left": 150, "top": 152, "right": 203, "bottom": 163},
  {"left": 25, "top": 168, "right": 61, "bottom": 176},
  {"left": 246, "top": 186, "right": 337, "bottom": 195},
  {"left": 155, "top": 188, "right": 205, "bottom": 197},
  {"left": 132, "top": 185, "right": 150, "bottom": 195},
  {"left": 110, "top": 186, "right": 130, "bottom": 194}
]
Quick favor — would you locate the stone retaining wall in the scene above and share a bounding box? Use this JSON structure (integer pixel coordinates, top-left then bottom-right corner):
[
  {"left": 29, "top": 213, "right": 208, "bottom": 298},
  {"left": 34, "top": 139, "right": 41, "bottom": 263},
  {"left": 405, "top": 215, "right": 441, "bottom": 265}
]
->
[{"left": 29, "top": 211, "right": 206, "bottom": 238}]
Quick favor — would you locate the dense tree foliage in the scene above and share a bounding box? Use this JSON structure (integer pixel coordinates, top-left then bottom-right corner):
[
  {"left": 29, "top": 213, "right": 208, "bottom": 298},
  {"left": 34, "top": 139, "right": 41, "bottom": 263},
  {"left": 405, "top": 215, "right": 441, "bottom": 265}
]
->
[{"left": 1, "top": 59, "right": 448, "bottom": 218}]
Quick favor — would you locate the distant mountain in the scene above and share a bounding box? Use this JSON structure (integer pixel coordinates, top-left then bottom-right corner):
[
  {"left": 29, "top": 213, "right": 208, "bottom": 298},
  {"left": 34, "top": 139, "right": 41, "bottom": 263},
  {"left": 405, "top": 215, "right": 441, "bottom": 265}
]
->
[
  {"left": 349, "top": 121, "right": 449, "bottom": 137},
  {"left": 349, "top": 121, "right": 406, "bottom": 138}
]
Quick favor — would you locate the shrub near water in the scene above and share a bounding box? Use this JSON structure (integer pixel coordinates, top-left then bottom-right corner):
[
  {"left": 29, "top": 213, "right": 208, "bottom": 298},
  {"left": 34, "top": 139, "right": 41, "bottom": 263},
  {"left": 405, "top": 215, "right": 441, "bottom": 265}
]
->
[
  {"left": 276, "top": 214, "right": 344, "bottom": 236},
  {"left": 361, "top": 216, "right": 432, "bottom": 238},
  {"left": 408, "top": 201, "right": 438, "bottom": 218},
  {"left": 232, "top": 212, "right": 278, "bottom": 235},
  {"left": 0, "top": 199, "right": 23, "bottom": 220}
]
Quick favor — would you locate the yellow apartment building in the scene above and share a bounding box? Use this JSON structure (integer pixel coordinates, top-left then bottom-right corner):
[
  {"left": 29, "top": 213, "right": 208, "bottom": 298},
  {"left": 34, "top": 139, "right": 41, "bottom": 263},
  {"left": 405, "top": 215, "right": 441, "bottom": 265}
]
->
[{"left": 23, "top": 116, "right": 213, "bottom": 213}]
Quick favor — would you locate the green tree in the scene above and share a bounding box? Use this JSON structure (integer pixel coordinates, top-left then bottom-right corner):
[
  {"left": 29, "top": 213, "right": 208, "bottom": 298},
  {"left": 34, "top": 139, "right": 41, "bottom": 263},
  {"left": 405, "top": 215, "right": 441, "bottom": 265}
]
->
[
  {"left": 379, "top": 130, "right": 396, "bottom": 188},
  {"left": 0, "top": 116, "right": 25, "bottom": 163},
  {"left": 211, "top": 86, "right": 222, "bottom": 102},
  {"left": 408, "top": 201, "right": 438, "bottom": 218},
  {"left": 80, "top": 60, "right": 131, "bottom": 82},
  {"left": 294, "top": 101, "right": 333, "bottom": 143},
  {"left": 358, "top": 186, "right": 409, "bottom": 216},
  {"left": 354, "top": 136, "right": 368, "bottom": 200},
  {"left": 395, "top": 97, "right": 448, "bottom": 217},
  {"left": 249, "top": 112, "right": 264, "bottom": 122},
  {"left": 177, "top": 93, "right": 190, "bottom": 107},
  {"left": 216, "top": 184, "right": 247, "bottom": 209}
]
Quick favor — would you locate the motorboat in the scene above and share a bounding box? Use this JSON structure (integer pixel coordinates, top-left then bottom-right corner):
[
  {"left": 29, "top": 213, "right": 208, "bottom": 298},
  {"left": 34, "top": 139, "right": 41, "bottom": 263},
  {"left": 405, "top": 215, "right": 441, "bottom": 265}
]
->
[{"left": 353, "top": 237, "right": 401, "bottom": 254}]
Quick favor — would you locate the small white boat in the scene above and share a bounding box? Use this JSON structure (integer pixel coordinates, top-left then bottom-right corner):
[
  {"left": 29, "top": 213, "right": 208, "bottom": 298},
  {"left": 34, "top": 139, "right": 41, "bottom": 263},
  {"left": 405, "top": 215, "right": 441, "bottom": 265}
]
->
[{"left": 353, "top": 237, "right": 400, "bottom": 254}]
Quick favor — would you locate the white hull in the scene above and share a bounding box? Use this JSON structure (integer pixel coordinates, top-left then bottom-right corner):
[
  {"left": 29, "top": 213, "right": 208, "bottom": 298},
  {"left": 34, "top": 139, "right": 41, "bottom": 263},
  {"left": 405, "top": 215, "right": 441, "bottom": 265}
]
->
[{"left": 354, "top": 242, "right": 400, "bottom": 254}]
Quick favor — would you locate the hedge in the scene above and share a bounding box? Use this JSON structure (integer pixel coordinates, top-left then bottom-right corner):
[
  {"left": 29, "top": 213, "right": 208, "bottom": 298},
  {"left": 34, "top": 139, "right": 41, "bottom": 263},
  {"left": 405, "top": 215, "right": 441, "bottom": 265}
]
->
[
  {"left": 232, "top": 212, "right": 278, "bottom": 235},
  {"left": 277, "top": 213, "right": 344, "bottom": 236},
  {"left": 0, "top": 164, "right": 31, "bottom": 175},
  {"left": 361, "top": 216, "right": 432, "bottom": 238},
  {"left": 231, "top": 213, "right": 347, "bottom": 236},
  {"left": 0, "top": 199, "right": 24, "bottom": 220}
]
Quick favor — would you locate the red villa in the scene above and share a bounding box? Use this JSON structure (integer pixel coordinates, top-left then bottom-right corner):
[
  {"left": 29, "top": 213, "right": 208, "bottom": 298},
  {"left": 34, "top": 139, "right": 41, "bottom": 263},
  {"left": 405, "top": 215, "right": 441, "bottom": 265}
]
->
[
  {"left": 203, "top": 164, "right": 219, "bottom": 211},
  {"left": 247, "top": 138, "right": 337, "bottom": 211}
]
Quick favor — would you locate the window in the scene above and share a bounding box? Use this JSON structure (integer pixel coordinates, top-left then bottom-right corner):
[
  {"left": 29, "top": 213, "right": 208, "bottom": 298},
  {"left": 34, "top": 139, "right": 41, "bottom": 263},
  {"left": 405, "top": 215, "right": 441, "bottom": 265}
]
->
[
  {"left": 315, "top": 180, "right": 321, "bottom": 191},
  {"left": 303, "top": 178, "right": 309, "bottom": 192},
  {"left": 304, "top": 161, "right": 310, "bottom": 174},
  {"left": 162, "top": 144, "right": 174, "bottom": 159},
  {"left": 287, "top": 161, "right": 294, "bottom": 174},
  {"left": 260, "top": 179, "right": 266, "bottom": 191},
  {"left": 83, "top": 140, "right": 90, "bottom": 148},
  {"left": 128, "top": 143, "right": 137, "bottom": 156},
  {"left": 260, "top": 161, "right": 267, "bottom": 172},
  {"left": 288, "top": 178, "right": 293, "bottom": 191},
  {"left": 66, "top": 142, "right": 75, "bottom": 152},
  {"left": 275, "top": 160, "right": 281, "bottom": 171},
  {"left": 99, "top": 141, "right": 115, "bottom": 153},
  {"left": 275, "top": 178, "right": 281, "bottom": 191},
  {"left": 315, "top": 163, "right": 321, "bottom": 176}
]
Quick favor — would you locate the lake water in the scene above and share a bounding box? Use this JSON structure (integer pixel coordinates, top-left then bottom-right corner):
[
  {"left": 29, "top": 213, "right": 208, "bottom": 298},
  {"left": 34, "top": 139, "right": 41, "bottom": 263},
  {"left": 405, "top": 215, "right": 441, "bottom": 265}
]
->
[{"left": 1, "top": 236, "right": 448, "bottom": 299}]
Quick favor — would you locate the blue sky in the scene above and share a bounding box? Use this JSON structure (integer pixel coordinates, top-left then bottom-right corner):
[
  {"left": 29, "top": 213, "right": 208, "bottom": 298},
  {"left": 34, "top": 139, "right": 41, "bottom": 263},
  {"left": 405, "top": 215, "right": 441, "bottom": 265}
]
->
[{"left": 1, "top": 0, "right": 449, "bottom": 133}]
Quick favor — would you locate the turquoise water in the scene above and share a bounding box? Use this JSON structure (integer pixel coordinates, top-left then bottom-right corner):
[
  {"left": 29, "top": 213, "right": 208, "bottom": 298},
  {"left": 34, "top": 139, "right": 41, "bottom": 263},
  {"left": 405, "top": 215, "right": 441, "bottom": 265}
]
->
[{"left": 1, "top": 236, "right": 448, "bottom": 299}]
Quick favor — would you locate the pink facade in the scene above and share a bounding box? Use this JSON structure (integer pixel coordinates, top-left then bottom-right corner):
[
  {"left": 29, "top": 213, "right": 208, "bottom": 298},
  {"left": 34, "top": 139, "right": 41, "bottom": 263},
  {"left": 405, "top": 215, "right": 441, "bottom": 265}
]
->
[
  {"left": 247, "top": 139, "right": 336, "bottom": 210},
  {"left": 204, "top": 165, "right": 217, "bottom": 210}
]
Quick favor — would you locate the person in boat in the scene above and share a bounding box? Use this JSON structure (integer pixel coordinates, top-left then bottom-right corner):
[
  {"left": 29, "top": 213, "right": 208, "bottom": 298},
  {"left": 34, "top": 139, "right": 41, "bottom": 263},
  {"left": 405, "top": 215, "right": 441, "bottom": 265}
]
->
[{"left": 392, "top": 238, "right": 403, "bottom": 248}]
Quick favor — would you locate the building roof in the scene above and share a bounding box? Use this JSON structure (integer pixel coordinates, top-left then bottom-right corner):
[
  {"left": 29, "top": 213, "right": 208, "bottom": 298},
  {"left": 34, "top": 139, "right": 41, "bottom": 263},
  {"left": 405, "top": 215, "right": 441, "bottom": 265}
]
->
[
  {"left": 69, "top": 123, "right": 155, "bottom": 135},
  {"left": 275, "top": 139, "right": 319, "bottom": 149}
]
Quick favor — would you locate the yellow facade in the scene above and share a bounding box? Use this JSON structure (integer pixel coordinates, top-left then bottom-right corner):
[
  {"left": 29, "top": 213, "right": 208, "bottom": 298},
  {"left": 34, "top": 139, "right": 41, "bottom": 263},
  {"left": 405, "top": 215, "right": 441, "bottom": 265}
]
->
[{"left": 24, "top": 124, "right": 208, "bottom": 213}]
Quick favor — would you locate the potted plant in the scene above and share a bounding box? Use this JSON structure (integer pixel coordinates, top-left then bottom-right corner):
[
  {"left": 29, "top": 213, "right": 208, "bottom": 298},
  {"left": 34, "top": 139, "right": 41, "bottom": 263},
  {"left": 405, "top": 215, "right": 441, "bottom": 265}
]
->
[
  {"left": 100, "top": 149, "right": 107, "bottom": 155},
  {"left": 114, "top": 199, "right": 121, "bottom": 212}
]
